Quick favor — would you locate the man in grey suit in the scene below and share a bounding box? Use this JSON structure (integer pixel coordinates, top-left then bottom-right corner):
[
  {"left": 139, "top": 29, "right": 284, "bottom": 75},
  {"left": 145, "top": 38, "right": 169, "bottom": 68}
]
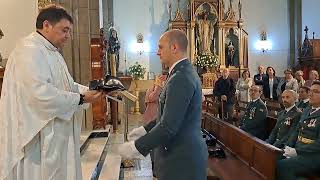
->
[{"left": 118, "top": 30, "right": 208, "bottom": 180}]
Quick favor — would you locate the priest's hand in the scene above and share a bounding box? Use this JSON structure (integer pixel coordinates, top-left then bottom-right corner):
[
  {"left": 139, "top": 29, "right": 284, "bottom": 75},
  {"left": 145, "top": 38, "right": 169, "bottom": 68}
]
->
[
  {"left": 128, "top": 126, "right": 147, "bottom": 141},
  {"left": 83, "top": 90, "right": 103, "bottom": 103},
  {"left": 118, "top": 141, "right": 143, "bottom": 159},
  {"left": 283, "top": 146, "right": 297, "bottom": 158}
]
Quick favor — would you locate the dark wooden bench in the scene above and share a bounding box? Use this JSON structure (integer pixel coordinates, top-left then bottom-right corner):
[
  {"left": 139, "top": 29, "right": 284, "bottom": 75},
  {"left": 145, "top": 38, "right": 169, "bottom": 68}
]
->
[
  {"left": 233, "top": 99, "right": 280, "bottom": 135},
  {"left": 202, "top": 97, "right": 320, "bottom": 180},
  {"left": 202, "top": 112, "right": 283, "bottom": 180}
]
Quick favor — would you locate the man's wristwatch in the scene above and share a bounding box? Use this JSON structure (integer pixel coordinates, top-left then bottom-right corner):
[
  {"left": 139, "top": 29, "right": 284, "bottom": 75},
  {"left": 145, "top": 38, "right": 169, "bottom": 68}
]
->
[{"left": 79, "top": 94, "right": 85, "bottom": 105}]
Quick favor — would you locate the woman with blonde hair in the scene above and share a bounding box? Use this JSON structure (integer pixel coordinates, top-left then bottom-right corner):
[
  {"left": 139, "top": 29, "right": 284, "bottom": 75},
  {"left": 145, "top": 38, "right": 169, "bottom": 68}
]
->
[{"left": 143, "top": 74, "right": 167, "bottom": 124}]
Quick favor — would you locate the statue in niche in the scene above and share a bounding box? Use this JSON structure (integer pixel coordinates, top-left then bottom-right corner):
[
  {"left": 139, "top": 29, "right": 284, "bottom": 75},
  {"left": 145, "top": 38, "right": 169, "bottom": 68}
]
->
[
  {"left": 196, "top": 10, "right": 217, "bottom": 54},
  {"left": 225, "top": 28, "right": 239, "bottom": 67},
  {"left": 227, "top": 41, "right": 235, "bottom": 66},
  {"left": 108, "top": 28, "right": 120, "bottom": 73}
]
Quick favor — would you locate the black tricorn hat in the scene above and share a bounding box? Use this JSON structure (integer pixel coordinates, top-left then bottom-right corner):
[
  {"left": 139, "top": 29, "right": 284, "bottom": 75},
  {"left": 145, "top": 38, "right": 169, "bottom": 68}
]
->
[{"left": 89, "top": 75, "right": 125, "bottom": 93}]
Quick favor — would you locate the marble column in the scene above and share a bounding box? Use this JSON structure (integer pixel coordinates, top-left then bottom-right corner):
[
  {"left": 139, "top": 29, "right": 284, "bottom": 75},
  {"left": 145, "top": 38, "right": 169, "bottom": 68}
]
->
[{"left": 52, "top": 0, "right": 101, "bottom": 130}]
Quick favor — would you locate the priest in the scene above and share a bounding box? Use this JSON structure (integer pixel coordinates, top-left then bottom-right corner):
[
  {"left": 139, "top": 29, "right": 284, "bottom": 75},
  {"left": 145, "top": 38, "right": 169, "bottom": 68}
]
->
[{"left": 0, "top": 5, "right": 102, "bottom": 180}]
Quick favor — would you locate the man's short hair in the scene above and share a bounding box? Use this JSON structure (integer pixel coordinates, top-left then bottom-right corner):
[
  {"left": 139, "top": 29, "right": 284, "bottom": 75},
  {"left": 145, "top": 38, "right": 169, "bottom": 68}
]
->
[
  {"left": 299, "top": 86, "right": 310, "bottom": 93},
  {"left": 284, "top": 68, "right": 293, "bottom": 76},
  {"left": 312, "top": 80, "right": 320, "bottom": 86},
  {"left": 166, "top": 29, "right": 188, "bottom": 52},
  {"left": 221, "top": 68, "right": 229, "bottom": 72},
  {"left": 36, "top": 5, "right": 73, "bottom": 29},
  {"left": 250, "top": 85, "right": 262, "bottom": 92},
  {"left": 283, "top": 89, "right": 298, "bottom": 100}
]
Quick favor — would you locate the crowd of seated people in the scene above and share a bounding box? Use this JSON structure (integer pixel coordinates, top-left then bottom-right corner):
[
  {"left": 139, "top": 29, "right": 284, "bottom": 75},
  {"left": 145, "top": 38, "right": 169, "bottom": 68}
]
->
[{"left": 210, "top": 66, "right": 320, "bottom": 179}]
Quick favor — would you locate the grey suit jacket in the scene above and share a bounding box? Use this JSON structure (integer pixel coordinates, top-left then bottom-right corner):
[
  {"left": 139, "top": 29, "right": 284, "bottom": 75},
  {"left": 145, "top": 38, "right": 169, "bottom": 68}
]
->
[
  {"left": 277, "top": 78, "right": 299, "bottom": 96},
  {"left": 135, "top": 60, "right": 208, "bottom": 180}
]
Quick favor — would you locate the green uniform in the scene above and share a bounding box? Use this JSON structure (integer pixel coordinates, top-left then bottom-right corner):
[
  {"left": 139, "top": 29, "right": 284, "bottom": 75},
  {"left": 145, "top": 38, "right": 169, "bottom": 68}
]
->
[
  {"left": 277, "top": 107, "right": 320, "bottom": 180},
  {"left": 266, "top": 106, "right": 301, "bottom": 149},
  {"left": 240, "top": 98, "right": 268, "bottom": 140},
  {"left": 296, "top": 100, "right": 309, "bottom": 111}
]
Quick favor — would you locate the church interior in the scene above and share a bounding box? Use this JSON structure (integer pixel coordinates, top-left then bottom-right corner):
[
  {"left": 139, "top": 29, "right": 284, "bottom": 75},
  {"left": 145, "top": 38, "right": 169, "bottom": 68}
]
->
[{"left": 1, "top": 0, "right": 320, "bottom": 180}]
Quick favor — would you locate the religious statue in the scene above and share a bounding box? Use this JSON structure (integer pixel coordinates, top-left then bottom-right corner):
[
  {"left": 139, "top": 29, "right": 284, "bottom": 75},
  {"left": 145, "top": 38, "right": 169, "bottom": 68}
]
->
[
  {"left": 225, "top": 28, "right": 239, "bottom": 67},
  {"left": 108, "top": 28, "right": 120, "bottom": 73},
  {"left": 196, "top": 12, "right": 217, "bottom": 54},
  {"left": 227, "top": 41, "right": 235, "bottom": 66}
]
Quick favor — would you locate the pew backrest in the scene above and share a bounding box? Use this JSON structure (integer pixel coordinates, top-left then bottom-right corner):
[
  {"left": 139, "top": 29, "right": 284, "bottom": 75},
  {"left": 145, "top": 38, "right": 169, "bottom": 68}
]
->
[{"left": 203, "top": 112, "right": 283, "bottom": 180}]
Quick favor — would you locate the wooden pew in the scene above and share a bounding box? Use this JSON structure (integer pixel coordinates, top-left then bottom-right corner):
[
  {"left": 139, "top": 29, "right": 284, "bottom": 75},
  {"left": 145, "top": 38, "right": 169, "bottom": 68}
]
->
[
  {"left": 233, "top": 99, "right": 280, "bottom": 135},
  {"left": 265, "top": 99, "right": 281, "bottom": 135},
  {"left": 202, "top": 98, "right": 320, "bottom": 180},
  {"left": 202, "top": 112, "right": 283, "bottom": 180}
]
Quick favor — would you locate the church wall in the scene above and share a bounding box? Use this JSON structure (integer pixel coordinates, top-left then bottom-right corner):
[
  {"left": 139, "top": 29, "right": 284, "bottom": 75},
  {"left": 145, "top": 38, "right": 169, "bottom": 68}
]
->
[
  {"left": 113, "top": 0, "right": 172, "bottom": 76},
  {"left": 0, "top": 0, "right": 38, "bottom": 61},
  {"left": 113, "top": 0, "right": 290, "bottom": 77},
  {"left": 302, "top": 0, "right": 320, "bottom": 38},
  {"left": 240, "top": 0, "right": 290, "bottom": 76}
]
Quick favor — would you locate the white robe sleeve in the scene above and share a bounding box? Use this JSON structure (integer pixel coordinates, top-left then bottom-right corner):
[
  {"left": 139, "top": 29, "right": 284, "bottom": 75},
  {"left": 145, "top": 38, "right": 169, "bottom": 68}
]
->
[
  {"left": 74, "top": 82, "right": 90, "bottom": 110},
  {"left": 15, "top": 45, "right": 80, "bottom": 121}
]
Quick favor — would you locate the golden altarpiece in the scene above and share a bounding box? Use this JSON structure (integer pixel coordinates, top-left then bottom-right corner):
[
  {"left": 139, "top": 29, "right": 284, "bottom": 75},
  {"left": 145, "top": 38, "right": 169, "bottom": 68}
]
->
[{"left": 168, "top": 0, "right": 248, "bottom": 88}]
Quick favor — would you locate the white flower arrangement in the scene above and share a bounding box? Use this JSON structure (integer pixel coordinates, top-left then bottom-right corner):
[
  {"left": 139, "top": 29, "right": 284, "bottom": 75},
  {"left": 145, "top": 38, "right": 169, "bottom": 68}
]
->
[
  {"left": 128, "top": 62, "right": 146, "bottom": 80},
  {"left": 195, "top": 52, "right": 219, "bottom": 68}
]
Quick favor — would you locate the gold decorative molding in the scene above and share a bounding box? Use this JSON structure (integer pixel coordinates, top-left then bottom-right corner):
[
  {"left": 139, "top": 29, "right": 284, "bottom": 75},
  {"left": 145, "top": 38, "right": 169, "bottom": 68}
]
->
[
  {"left": 38, "top": 0, "right": 52, "bottom": 10},
  {"left": 173, "top": 8, "right": 185, "bottom": 21},
  {"left": 225, "top": 8, "right": 236, "bottom": 22},
  {"left": 173, "top": 0, "right": 185, "bottom": 23}
]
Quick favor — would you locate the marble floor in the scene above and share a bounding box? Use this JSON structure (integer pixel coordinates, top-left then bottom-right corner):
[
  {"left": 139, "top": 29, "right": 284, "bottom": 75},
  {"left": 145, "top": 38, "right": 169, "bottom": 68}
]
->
[{"left": 80, "top": 114, "right": 155, "bottom": 180}]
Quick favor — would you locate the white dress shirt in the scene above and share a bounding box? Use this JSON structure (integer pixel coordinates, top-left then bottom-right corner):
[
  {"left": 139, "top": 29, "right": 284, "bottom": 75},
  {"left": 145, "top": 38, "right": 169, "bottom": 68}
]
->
[
  {"left": 285, "top": 104, "right": 295, "bottom": 113},
  {"left": 269, "top": 78, "right": 274, "bottom": 98},
  {"left": 169, "top": 57, "right": 188, "bottom": 75},
  {"left": 303, "top": 99, "right": 310, "bottom": 103},
  {"left": 310, "top": 107, "right": 320, "bottom": 115}
]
